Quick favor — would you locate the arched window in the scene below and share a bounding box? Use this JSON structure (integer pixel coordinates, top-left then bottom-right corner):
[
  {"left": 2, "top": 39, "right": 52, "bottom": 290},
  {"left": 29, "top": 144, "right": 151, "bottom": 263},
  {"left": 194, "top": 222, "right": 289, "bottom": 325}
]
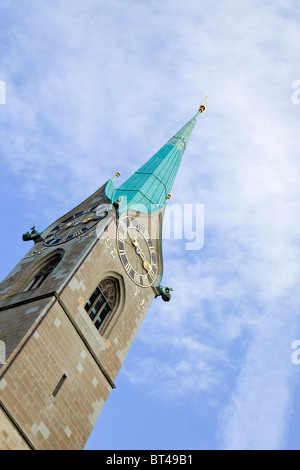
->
[
  {"left": 25, "top": 254, "right": 62, "bottom": 291},
  {"left": 84, "top": 278, "right": 119, "bottom": 332}
]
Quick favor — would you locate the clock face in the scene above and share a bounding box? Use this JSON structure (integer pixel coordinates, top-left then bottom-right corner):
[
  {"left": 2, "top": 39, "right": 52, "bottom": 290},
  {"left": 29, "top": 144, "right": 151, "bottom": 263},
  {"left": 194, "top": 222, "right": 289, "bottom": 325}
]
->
[
  {"left": 117, "top": 215, "right": 158, "bottom": 287},
  {"left": 44, "top": 205, "right": 109, "bottom": 246}
]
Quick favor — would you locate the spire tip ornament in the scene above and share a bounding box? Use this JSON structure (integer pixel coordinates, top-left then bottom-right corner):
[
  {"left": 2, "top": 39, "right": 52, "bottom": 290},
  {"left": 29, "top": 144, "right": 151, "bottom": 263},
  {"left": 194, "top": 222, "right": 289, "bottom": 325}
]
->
[
  {"left": 198, "top": 94, "right": 208, "bottom": 113},
  {"left": 112, "top": 171, "right": 121, "bottom": 182}
]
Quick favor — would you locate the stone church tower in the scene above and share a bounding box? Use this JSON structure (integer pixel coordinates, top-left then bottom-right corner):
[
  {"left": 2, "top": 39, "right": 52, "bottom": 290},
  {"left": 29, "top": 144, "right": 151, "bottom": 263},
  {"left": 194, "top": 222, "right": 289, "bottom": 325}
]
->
[{"left": 0, "top": 105, "right": 206, "bottom": 450}]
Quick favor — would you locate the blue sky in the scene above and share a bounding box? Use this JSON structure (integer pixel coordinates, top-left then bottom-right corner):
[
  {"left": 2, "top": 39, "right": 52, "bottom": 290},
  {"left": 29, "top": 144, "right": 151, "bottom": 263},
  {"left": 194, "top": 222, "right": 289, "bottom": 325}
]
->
[{"left": 1, "top": 0, "right": 300, "bottom": 450}]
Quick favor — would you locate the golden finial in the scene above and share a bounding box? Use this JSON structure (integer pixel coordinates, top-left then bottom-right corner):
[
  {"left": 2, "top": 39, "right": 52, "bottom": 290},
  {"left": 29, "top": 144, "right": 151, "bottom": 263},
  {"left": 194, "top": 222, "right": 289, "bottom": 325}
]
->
[
  {"left": 167, "top": 193, "right": 172, "bottom": 200},
  {"left": 198, "top": 93, "right": 208, "bottom": 113},
  {"left": 112, "top": 171, "right": 121, "bottom": 181}
]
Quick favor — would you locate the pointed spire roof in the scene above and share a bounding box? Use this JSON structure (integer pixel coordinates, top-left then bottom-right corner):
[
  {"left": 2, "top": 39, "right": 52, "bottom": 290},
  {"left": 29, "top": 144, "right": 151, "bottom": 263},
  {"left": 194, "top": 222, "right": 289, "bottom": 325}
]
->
[{"left": 105, "top": 106, "right": 206, "bottom": 213}]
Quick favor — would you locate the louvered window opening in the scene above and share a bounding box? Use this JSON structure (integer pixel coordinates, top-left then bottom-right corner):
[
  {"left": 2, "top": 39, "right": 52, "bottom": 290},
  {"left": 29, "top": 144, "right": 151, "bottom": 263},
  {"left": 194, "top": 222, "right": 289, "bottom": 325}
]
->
[{"left": 26, "top": 256, "right": 62, "bottom": 291}]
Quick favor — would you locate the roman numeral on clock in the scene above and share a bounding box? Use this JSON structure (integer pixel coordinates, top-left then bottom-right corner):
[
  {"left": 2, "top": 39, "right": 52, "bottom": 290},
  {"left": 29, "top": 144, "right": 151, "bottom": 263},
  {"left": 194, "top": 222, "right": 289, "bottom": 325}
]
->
[{"left": 124, "top": 263, "right": 131, "bottom": 274}]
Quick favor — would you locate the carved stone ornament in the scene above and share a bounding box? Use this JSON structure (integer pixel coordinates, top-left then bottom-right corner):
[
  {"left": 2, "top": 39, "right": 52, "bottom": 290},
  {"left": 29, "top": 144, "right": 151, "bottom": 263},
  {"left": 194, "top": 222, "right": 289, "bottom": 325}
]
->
[
  {"left": 22, "top": 226, "right": 43, "bottom": 244},
  {"left": 99, "top": 278, "right": 118, "bottom": 309}
]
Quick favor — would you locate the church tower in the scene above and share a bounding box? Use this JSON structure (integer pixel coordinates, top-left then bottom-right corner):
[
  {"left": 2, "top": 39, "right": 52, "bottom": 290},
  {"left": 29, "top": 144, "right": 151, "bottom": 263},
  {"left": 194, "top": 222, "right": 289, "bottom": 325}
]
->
[{"left": 0, "top": 105, "right": 206, "bottom": 450}]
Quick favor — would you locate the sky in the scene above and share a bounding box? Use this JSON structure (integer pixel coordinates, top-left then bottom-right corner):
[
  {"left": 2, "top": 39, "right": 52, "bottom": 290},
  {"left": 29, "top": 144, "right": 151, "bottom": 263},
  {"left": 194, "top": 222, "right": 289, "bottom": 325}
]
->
[{"left": 0, "top": 0, "right": 300, "bottom": 451}]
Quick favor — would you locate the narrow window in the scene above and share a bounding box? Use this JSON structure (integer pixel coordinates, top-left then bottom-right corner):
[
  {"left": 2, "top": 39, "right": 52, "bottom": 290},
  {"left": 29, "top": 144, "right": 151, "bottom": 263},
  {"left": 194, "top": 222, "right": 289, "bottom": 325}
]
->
[
  {"left": 52, "top": 374, "right": 67, "bottom": 397},
  {"left": 84, "top": 278, "right": 119, "bottom": 333},
  {"left": 25, "top": 255, "right": 62, "bottom": 291}
]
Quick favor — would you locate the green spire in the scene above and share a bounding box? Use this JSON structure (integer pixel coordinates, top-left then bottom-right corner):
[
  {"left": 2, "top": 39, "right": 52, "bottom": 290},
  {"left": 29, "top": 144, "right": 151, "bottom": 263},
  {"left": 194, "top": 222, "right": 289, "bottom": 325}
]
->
[{"left": 105, "top": 106, "right": 206, "bottom": 213}]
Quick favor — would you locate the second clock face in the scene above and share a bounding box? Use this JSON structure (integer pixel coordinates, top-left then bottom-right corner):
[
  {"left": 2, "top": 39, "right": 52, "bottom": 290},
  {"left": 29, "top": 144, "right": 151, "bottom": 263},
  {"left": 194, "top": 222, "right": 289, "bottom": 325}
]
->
[
  {"left": 44, "top": 205, "right": 109, "bottom": 246},
  {"left": 117, "top": 216, "right": 158, "bottom": 287}
]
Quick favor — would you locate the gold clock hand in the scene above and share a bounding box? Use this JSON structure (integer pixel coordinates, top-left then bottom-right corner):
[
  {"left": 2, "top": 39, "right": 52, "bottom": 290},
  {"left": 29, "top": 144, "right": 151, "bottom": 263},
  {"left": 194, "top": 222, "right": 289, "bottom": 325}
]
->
[
  {"left": 125, "top": 228, "right": 151, "bottom": 273},
  {"left": 83, "top": 216, "right": 96, "bottom": 224},
  {"left": 134, "top": 243, "right": 151, "bottom": 273},
  {"left": 126, "top": 230, "right": 139, "bottom": 248}
]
